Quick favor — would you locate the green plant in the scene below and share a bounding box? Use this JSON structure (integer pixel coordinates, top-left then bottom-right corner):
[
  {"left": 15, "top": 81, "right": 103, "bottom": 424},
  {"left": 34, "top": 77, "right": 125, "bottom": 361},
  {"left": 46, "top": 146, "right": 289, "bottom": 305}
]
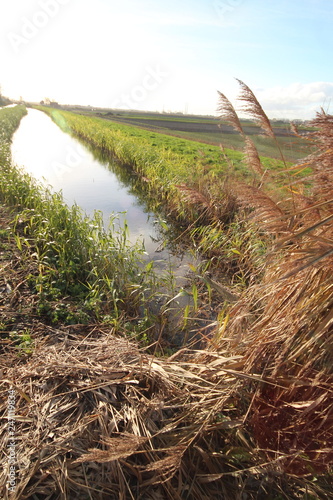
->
[{"left": 9, "top": 329, "right": 33, "bottom": 355}]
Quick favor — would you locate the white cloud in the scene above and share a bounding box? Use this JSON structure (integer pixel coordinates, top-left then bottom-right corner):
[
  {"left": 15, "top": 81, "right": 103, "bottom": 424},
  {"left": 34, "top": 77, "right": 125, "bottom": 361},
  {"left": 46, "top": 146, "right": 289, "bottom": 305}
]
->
[{"left": 255, "top": 82, "right": 333, "bottom": 120}]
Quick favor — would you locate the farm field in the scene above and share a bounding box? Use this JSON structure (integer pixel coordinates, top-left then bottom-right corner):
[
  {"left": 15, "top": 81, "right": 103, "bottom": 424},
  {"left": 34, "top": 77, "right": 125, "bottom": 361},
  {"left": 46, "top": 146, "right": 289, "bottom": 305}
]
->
[
  {"left": 65, "top": 106, "right": 315, "bottom": 162},
  {"left": 40, "top": 106, "right": 307, "bottom": 197}
]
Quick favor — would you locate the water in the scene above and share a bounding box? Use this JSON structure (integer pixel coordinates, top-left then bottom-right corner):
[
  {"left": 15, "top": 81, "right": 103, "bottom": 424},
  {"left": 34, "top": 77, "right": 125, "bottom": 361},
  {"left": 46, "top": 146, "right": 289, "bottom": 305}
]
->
[
  {"left": 10, "top": 108, "right": 201, "bottom": 340},
  {"left": 11, "top": 109, "right": 163, "bottom": 256},
  {"left": 11, "top": 109, "right": 195, "bottom": 283}
]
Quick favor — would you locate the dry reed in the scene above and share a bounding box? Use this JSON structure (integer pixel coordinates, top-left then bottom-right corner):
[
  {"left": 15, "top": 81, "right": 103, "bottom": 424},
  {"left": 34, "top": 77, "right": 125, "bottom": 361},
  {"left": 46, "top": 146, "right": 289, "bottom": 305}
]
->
[
  {"left": 1, "top": 328, "right": 257, "bottom": 499},
  {"left": 216, "top": 82, "right": 333, "bottom": 480}
]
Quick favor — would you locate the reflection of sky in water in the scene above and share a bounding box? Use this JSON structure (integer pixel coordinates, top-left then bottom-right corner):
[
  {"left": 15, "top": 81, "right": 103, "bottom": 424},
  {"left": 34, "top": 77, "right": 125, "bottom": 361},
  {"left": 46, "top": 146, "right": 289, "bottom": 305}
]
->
[{"left": 11, "top": 109, "right": 160, "bottom": 253}]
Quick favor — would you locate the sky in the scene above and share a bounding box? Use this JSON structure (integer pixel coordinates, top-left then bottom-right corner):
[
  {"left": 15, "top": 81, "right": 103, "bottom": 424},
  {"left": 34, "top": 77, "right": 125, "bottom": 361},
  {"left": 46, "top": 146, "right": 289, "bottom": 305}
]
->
[{"left": 1, "top": 0, "right": 333, "bottom": 120}]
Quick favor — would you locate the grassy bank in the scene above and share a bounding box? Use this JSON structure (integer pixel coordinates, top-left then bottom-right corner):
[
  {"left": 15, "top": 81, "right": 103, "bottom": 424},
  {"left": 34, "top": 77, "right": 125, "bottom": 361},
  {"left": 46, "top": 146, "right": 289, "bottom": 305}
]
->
[
  {"left": 0, "top": 105, "right": 161, "bottom": 331},
  {"left": 0, "top": 105, "right": 27, "bottom": 144},
  {"left": 37, "top": 106, "right": 290, "bottom": 215},
  {"left": 37, "top": 105, "right": 297, "bottom": 288}
]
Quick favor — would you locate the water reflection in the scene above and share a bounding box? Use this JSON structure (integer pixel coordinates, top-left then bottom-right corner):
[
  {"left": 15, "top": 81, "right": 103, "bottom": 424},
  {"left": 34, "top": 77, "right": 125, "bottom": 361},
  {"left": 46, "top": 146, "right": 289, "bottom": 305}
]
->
[{"left": 11, "top": 109, "right": 161, "bottom": 254}]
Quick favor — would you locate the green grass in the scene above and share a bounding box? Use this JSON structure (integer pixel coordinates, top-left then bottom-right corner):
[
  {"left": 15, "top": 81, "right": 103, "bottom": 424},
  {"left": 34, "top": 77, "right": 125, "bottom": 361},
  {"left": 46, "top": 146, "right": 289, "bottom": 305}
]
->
[
  {"left": 40, "top": 106, "right": 289, "bottom": 171},
  {"left": 0, "top": 164, "right": 155, "bottom": 323},
  {"left": 174, "top": 129, "right": 313, "bottom": 162},
  {"left": 86, "top": 110, "right": 314, "bottom": 162},
  {"left": 0, "top": 105, "right": 160, "bottom": 328},
  {"left": 115, "top": 114, "right": 219, "bottom": 124},
  {"left": 0, "top": 105, "right": 27, "bottom": 147},
  {"left": 40, "top": 106, "right": 243, "bottom": 167}
]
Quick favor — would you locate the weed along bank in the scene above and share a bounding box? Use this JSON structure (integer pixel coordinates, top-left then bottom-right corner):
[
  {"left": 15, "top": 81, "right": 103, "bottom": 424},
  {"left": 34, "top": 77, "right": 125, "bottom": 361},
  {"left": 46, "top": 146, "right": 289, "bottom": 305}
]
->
[{"left": 0, "top": 90, "right": 332, "bottom": 499}]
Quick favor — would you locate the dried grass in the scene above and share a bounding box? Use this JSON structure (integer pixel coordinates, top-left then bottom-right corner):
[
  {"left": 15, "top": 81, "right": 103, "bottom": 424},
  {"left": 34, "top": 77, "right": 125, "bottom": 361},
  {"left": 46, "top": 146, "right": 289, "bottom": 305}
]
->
[
  {"left": 217, "top": 91, "right": 244, "bottom": 136},
  {"left": 229, "top": 260, "right": 333, "bottom": 476},
  {"left": 216, "top": 86, "right": 333, "bottom": 481},
  {"left": 236, "top": 79, "right": 275, "bottom": 139},
  {"left": 305, "top": 110, "right": 333, "bottom": 201},
  {"left": 0, "top": 328, "right": 259, "bottom": 499}
]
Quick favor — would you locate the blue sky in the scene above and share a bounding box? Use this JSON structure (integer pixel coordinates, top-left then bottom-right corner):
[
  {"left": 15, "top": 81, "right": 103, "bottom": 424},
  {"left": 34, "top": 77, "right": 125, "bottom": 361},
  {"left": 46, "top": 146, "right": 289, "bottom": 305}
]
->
[{"left": 1, "top": 0, "right": 333, "bottom": 119}]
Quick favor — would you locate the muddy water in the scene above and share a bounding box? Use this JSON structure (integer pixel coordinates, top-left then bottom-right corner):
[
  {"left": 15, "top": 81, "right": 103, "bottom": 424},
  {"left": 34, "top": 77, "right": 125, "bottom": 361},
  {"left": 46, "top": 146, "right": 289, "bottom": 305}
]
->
[{"left": 11, "top": 109, "right": 195, "bottom": 281}]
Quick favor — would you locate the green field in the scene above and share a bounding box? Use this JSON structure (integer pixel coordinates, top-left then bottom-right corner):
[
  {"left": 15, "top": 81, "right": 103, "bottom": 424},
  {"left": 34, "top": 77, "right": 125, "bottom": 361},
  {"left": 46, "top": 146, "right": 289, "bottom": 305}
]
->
[
  {"left": 39, "top": 106, "right": 296, "bottom": 187},
  {"left": 66, "top": 106, "right": 315, "bottom": 162}
]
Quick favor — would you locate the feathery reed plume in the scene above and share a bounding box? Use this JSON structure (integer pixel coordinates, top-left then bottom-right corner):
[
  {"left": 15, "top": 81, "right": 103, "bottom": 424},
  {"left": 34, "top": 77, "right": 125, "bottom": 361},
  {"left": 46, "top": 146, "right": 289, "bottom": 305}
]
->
[
  {"left": 234, "top": 182, "right": 288, "bottom": 234},
  {"left": 290, "top": 121, "right": 299, "bottom": 137},
  {"left": 311, "top": 108, "right": 333, "bottom": 149},
  {"left": 236, "top": 78, "right": 295, "bottom": 206},
  {"left": 244, "top": 136, "right": 264, "bottom": 177},
  {"left": 175, "top": 183, "right": 221, "bottom": 223},
  {"left": 309, "top": 110, "right": 333, "bottom": 201},
  {"left": 176, "top": 183, "right": 212, "bottom": 210},
  {"left": 236, "top": 78, "right": 275, "bottom": 138},
  {"left": 176, "top": 182, "right": 238, "bottom": 224},
  {"left": 287, "top": 111, "right": 333, "bottom": 204},
  {"left": 217, "top": 90, "right": 244, "bottom": 136}
]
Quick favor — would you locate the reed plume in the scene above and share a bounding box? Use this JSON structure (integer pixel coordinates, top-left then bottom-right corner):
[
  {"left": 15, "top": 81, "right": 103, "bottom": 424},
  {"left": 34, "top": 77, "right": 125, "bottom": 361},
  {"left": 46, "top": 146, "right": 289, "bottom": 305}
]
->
[
  {"left": 308, "top": 110, "right": 333, "bottom": 201},
  {"left": 217, "top": 86, "right": 267, "bottom": 184},
  {"left": 244, "top": 136, "right": 265, "bottom": 177},
  {"left": 217, "top": 90, "right": 244, "bottom": 135},
  {"left": 236, "top": 78, "right": 275, "bottom": 138},
  {"left": 217, "top": 83, "right": 333, "bottom": 479},
  {"left": 234, "top": 182, "right": 287, "bottom": 233}
]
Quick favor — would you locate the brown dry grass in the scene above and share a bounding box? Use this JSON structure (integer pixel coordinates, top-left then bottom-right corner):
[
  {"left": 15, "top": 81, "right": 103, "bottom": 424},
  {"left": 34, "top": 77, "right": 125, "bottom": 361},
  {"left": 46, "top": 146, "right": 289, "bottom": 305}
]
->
[
  {"left": 1, "top": 327, "right": 258, "bottom": 499},
  {"left": 215, "top": 87, "right": 333, "bottom": 481}
]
